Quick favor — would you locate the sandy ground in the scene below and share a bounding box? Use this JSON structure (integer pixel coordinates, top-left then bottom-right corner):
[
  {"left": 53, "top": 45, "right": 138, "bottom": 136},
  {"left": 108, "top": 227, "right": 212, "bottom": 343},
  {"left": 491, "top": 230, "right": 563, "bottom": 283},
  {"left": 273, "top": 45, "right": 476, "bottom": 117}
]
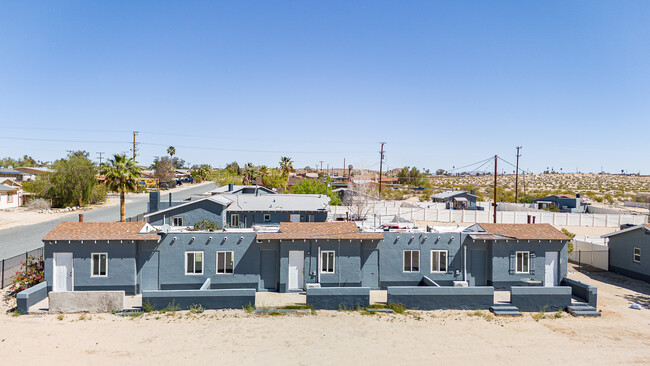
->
[
  {"left": 1, "top": 264, "right": 649, "bottom": 365},
  {"left": 0, "top": 183, "right": 211, "bottom": 231}
]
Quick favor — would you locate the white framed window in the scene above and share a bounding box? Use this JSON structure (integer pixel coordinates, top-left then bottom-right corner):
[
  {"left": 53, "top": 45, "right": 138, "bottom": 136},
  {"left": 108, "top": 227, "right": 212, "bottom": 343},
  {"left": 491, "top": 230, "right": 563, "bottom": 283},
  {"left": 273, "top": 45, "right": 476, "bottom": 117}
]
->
[
  {"left": 403, "top": 250, "right": 420, "bottom": 272},
  {"left": 308, "top": 214, "right": 315, "bottom": 222},
  {"left": 91, "top": 253, "right": 108, "bottom": 277},
  {"left": 216, "top": 251, "right": 234, "bottom": 274},
  {"left": 321, "top": 251, "right": 335, "bottom": 273},
  {"left": 231, "top": 214, "right": 239, "bottom": 227},
  {"left": 516, "top": 251, "right": 530, "bottom": 274},
  {"left": 431, "top": 250, "right": 448, "bottom": 273},
  {"left": 185, "top": 251, "right": 203, "bottom": 275},
  {"left": 172, "top": 216, "right": 184, "bottom": 226},
  {"left": 634, "top": 247, "right": 641, "bottom": 263},
  {"left": 264, "top": 214, "right": 271, "bottom": 222},
  {"left": 7, "top": 193, "right": 13, "bottom": 203}
]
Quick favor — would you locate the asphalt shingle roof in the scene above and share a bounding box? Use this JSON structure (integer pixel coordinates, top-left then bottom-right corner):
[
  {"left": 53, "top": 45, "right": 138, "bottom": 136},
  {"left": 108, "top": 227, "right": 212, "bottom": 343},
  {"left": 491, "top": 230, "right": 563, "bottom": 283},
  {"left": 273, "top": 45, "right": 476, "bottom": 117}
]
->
[
  {"left": 256, "top": 222, "right": 384, "bottom": 240},
  {"left": 43, "top": 222, "right": 160, "bottom": 241}
]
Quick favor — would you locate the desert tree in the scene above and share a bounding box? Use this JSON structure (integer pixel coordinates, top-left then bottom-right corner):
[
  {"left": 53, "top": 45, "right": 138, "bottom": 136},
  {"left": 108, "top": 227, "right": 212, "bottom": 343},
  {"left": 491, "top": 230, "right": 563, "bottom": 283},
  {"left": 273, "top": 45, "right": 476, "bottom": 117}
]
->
[{"left": 102, "top": 154, "right": 141, "bottom": 222}]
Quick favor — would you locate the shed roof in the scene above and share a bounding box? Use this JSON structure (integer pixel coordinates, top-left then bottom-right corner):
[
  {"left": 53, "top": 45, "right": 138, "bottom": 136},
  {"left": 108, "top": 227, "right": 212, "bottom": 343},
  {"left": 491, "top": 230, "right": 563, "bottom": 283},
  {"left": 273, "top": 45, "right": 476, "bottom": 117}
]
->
[
  {"left": 601, "top": 224, "right": 650, "bottom": 238},
  {"left": 43, "top": 222, "right": 160, "bottom": 241},
  {"left": 256, "top": 222, "right": 384, "bottom": 240},
  {"left": 432, "top": 190, "right": 477, "bottom": 200},
  {"left": 467, "top": 223, "right": 568, "bottom": 240}
]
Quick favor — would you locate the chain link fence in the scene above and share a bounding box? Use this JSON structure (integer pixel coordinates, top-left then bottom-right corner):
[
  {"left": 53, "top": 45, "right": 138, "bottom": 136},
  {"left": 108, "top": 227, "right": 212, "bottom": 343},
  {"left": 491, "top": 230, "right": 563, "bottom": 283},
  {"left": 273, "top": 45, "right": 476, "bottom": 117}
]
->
[{"left": 1, "top": 248, "right": 44, "bottom": 289}]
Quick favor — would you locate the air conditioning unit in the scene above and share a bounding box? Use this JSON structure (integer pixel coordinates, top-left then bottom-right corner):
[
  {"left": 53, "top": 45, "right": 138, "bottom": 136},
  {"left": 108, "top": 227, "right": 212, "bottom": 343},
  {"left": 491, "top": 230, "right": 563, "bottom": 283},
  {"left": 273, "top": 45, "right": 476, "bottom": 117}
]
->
[{"left": 453, "top": 281, "right": 469, "bottom": 287}]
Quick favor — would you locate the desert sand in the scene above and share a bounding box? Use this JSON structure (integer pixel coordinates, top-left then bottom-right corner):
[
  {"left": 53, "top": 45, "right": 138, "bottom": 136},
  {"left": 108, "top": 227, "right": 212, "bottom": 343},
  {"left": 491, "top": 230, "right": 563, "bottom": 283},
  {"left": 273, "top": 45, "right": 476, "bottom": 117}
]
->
[{"left": 1, "top": 264, "right": 649, "bottom": 365}]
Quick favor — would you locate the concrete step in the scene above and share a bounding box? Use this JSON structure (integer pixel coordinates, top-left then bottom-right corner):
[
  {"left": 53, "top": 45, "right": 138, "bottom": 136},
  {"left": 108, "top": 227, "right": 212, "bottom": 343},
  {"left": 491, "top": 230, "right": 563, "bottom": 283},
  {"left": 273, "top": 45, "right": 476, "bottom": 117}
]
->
[
  {"left": 567, "top": 305, "right": 601, "bottom": 317},
  {"left": 490, "top": 305, "right": 521, "bottom": 316}
]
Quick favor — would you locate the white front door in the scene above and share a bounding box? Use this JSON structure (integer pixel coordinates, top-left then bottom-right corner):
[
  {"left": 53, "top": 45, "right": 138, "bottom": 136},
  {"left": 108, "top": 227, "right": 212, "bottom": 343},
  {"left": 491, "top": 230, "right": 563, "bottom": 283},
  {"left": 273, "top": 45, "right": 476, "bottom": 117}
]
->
[
  {"left": 544, "top": 251, "right": 558, "bottom": 287},
  {"left": 289, "top": 214, "right": 301, "bottom": 223},
  {"left": 288, "top": 250, "right": 304, "bottom": 290},
  {"left": 53, "top": 253, "right": 73, "bottom": 291}
]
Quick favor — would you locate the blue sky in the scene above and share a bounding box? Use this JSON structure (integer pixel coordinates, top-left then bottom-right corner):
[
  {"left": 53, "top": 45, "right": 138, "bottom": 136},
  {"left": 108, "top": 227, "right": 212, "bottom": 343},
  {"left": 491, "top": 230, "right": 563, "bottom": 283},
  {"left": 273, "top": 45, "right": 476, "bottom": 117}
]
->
[{"left": 1, "top": 1, "right": 649, "bottom": 174}]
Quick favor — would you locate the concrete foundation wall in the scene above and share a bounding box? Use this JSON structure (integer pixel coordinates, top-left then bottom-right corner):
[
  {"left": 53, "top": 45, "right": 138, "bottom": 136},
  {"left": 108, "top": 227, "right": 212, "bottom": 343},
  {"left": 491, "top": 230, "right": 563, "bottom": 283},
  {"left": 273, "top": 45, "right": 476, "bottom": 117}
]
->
[
  {"left": 16, "top": 282, "right": 47, "bottom": 314},
  {"left": 562, "top": 278, "right": 598, "bottom": 307},
  {"left": 142, "top": 289, "right": 256, "bottom": 310},
  {"left": 306, "top": 287, "right": 370, "bottom": 310},
  {"left": 510, "top": 286, "right": 572, "bottom": 312},
  {"left": 387, "top": 286, "right": 494, "bottom": 310},
  {"left": 49, "top": 291, "right": 124, "bottom": 313}
]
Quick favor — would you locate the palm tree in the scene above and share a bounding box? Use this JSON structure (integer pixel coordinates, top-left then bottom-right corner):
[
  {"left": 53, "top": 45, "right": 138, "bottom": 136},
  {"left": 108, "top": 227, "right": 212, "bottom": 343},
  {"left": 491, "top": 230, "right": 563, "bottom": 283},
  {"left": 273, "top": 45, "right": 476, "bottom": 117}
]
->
[
  {"left": 167, "top": 146, "right": 176, "bottom": 158},
  {"left": 279, "top": 156, "right": 293, "bottom": 192},
  {"left": 102, "top": 154, "right": 141, "bottom": 222},
  {"left": 242, "top": 163, "right": 258, "bottom": 185}
]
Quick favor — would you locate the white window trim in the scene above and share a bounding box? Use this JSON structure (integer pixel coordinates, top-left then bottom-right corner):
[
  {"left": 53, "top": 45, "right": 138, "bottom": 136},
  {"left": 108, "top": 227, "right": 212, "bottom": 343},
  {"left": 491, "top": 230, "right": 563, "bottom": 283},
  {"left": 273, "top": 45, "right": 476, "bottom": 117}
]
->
[
  {"left": 403, "top": 250, "right": 420, "bottom": 273},
  {"left": 231, "top": 214, "right": 239, "bottom": 227},
  {"left": 90, "top": 252, "right": 108, "bottom": 277},
  {"left": 308, "top": 214, "right": 315, "bottom": 222},
  {"left": 634, "top": 247, "right": 641, "bottom": 263},
  {"left": 185, "top": 251, "right": 204, "bottom": 275},
  {"left": 216, "top": 251, "right": 234, "bottom": 274},
  {"left": 516, "top": 251, "right": 530, "bottom": 274},
  {"left": 321, "top": 250, "right": 335, "bottom": 274},
  {"left": 430, "top": 250, "right": 448, "bottom": 273},
  {"left": 172, "top": 216, "right": 184, "bottom": 227},
  {"left": 263, "top": 214, "right": 271, "bottom": 222}
]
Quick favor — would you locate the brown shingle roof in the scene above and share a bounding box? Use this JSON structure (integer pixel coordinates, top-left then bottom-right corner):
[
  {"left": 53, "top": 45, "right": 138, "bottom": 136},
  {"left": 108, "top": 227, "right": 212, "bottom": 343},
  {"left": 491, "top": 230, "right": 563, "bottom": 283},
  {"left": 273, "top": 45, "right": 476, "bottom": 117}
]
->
[
  {"left": 473, "top": 223, "right": 569, "bottom": 240},
  {"left": 43, "top": 222, "right": 159, "bottom": 241},
  {"left": 256, "top": 222, "right": 384, "bottom": 240}
]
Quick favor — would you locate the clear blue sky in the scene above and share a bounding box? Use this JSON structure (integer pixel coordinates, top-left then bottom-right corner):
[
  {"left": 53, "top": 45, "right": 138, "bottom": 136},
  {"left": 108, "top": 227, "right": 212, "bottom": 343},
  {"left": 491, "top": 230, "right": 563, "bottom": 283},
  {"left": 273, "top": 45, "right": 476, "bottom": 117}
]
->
[{"left": 1, "top": 1, "right": 649, "bottom": 174}]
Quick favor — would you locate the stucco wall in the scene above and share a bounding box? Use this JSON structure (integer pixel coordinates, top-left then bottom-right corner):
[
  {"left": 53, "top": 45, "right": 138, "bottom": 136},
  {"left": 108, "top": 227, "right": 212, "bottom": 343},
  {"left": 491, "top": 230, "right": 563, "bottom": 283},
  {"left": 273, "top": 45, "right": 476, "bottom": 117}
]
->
[
  {"left": 377, "top": 232, "right": 463, "bottom": 287},
  {"left": 44, "top": 241, "right": 138, "bottom": 295},
  {"left": 608, "top": 228, "right": 650, "bottom": 283}
]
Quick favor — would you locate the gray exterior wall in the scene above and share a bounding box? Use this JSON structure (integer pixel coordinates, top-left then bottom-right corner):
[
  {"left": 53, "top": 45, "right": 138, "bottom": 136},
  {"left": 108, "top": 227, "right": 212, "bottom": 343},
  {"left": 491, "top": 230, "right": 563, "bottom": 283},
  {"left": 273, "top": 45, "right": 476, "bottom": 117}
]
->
[
  {"left": 16, "top": 281, "right": 48, "bottom": 314},
  {"left": 387, "top": 286, "right": 494, "bottom": 310},
  {"left": 562, "top": 278, "right": 598, "bottom": 307},
  {"left": 147, "top": 199, "right": 226, "bottom": 227},
  {"left": 142, "top": 289, "right": 256, "bottom": 310},
  {"left": 44, "top": 241, "right": 139, "bottom": 295},
  {"left": 510, "top": 286, "right": 572, "bottom": 312},
  {"left": 306, "top": 287, "right": 370, "bottom": 310},
  {"left": 608, "top": 228, "right": 650, "bottom": 283},
  {"left": 467, "top": 239, "right": 568, "bottom": 289},
  {"left": 225, "top": 211, "right": 328, "bottom": 228}
]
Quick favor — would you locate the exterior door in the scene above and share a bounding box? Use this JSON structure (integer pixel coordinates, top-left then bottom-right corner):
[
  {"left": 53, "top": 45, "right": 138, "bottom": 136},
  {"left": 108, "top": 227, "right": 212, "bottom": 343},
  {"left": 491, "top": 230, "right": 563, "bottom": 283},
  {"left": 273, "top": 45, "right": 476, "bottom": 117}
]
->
[
  {"left": 470, "top": 250, "right": 486, "bottom": 286},
  {"left": 545, "top": 251, "right": 558, "bottom": 287},
  {"left": 141, "top": 251, "right": 160, "bottom": 291},
  {"left": 288, "top": 250, "right": 304, "bottom": 290},
  {"left": 361, "top": 249, "right": 379, "bottom": 289},
  {"left": 260, "top": 251, "right": 278, "bottom": 291},
  {"left": 289, "top": 214, "right": 301, "bottom": 223},
  {"left": 53, "top": 253, "right": 73, "bottom": 291}
]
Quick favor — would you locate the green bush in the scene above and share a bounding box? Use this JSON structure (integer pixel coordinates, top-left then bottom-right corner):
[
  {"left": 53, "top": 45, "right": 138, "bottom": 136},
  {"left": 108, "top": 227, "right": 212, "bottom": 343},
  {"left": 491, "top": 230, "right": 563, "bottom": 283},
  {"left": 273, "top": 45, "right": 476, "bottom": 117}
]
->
[
  {"left": 10, "top": 256, "right": 44, "bottom": 296},
  {"left": 193, "top": 218, "right": 219, "bottom": 231},
  {"left": 142, "top": 300, "right": 156, "bottom": 313}
]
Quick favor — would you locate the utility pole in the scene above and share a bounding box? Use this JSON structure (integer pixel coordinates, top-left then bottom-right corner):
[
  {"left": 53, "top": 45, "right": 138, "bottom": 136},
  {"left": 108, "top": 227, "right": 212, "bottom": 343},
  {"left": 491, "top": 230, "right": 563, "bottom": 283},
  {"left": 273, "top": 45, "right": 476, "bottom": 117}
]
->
[
  {"left": 97, "top": 152, "right": 105, "bottom": 165},
  {"left": 132, "top": 131, "right": 139, "bottom": 161},
  {"left": 493, "top": 155, "right": 498, "bottom": 223},
  {"left": 319, "top": 161, "right": 324, "bottom": 172},
  {"left": 515, "top": 146, "right": 522, "bottom": 204},
  {"left": 343, "top": 158, "right": 346, "bottom": 179},
  {"left": 379, "top": 142, "right": 386, "bottom": 196}
]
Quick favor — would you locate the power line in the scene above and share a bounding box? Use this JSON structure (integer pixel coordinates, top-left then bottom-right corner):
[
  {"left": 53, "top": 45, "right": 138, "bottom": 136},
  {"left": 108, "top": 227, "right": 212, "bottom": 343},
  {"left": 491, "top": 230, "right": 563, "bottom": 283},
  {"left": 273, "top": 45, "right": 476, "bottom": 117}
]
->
[{"left": 448, "top": 156, "right": 494, "bottom": 173}]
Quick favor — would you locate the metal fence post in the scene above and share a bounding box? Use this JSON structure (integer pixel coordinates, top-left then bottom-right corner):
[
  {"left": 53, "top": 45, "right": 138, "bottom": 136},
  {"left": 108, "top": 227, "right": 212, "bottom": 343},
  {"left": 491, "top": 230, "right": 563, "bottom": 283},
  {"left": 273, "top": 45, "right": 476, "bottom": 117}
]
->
[{"left": 1, "top": 259, "right": 4, "bottom": 288}]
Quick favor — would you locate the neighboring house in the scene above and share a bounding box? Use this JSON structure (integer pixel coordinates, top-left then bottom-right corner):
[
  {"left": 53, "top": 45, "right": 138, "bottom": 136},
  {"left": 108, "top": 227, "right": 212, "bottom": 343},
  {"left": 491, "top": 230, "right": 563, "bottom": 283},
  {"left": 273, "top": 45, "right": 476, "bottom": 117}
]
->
[
  {"left": 0, "top": 168, "right": 30, "bottom": 182},
  {"left": 0, "top": 184, "right": 23, "bottom": 208},
  {"left": 432, "top": 190, "right": 481, "bottom": 210},
  {"left": 209, "top": 184, "right": 276, "bottom": 195},
  {"left": 42, "top": 220, "right": 570, "bottom": 295},
  {"left": 144, "top": 192, "right": 330, "bottom": 228},
  {"left": 533, "top": 194, "right": 586, "bottom": 213},
  {"left": 43, "top": 222, "right": 160, "bottom": 294},
  {"left": 603, "top": 224, "right": 650, "bottom": 283},
  {"left": 14, "top": 166, "right": 52, "bottom": 181},
  {"left": 464, "top": 223, "right": 569, "bottom": 288}
]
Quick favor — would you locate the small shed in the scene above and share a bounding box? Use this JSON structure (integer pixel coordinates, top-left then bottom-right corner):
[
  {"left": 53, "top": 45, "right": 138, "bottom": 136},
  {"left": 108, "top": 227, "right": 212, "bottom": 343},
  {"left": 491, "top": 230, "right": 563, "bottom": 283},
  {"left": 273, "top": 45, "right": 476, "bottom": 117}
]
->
[{"left": 432, "top": 190, "right": 480, "bottom": 210}]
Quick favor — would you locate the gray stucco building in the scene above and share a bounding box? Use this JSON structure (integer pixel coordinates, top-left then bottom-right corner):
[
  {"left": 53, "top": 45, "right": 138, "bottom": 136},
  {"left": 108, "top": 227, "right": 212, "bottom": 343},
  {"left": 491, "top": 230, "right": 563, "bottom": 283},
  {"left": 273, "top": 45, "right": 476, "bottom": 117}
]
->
[
  {"left": 432, "top": 190, "right": 480, "bottom": 210},
  {"left": 603, "top": 224, "right": 650, "bottom": 283}
]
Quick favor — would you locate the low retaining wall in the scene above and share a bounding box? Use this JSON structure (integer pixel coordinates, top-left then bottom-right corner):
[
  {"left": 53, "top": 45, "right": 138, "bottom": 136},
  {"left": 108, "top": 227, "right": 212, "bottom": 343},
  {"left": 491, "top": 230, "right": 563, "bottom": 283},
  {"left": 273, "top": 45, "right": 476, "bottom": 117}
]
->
[
  {"left": 510, "top": 286, "right": 572, "bottom": 312},
  {"left": 306, "top": 287, "right": 370, "bottom": 310},
  {"left": 16, "top": 282, "right": 47, "bottom": 314},
  {"left": 142, "top": 289, "right": 256, "bottom": 310},
  {"left": 387, "top": 286, "right": 494, "bottom": 310},
  {"left": 562, "top": 278, "right": 598, "bottom": 307},
  {"left": 49, "top": 291, "right": 124, "bottom": 313}
]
